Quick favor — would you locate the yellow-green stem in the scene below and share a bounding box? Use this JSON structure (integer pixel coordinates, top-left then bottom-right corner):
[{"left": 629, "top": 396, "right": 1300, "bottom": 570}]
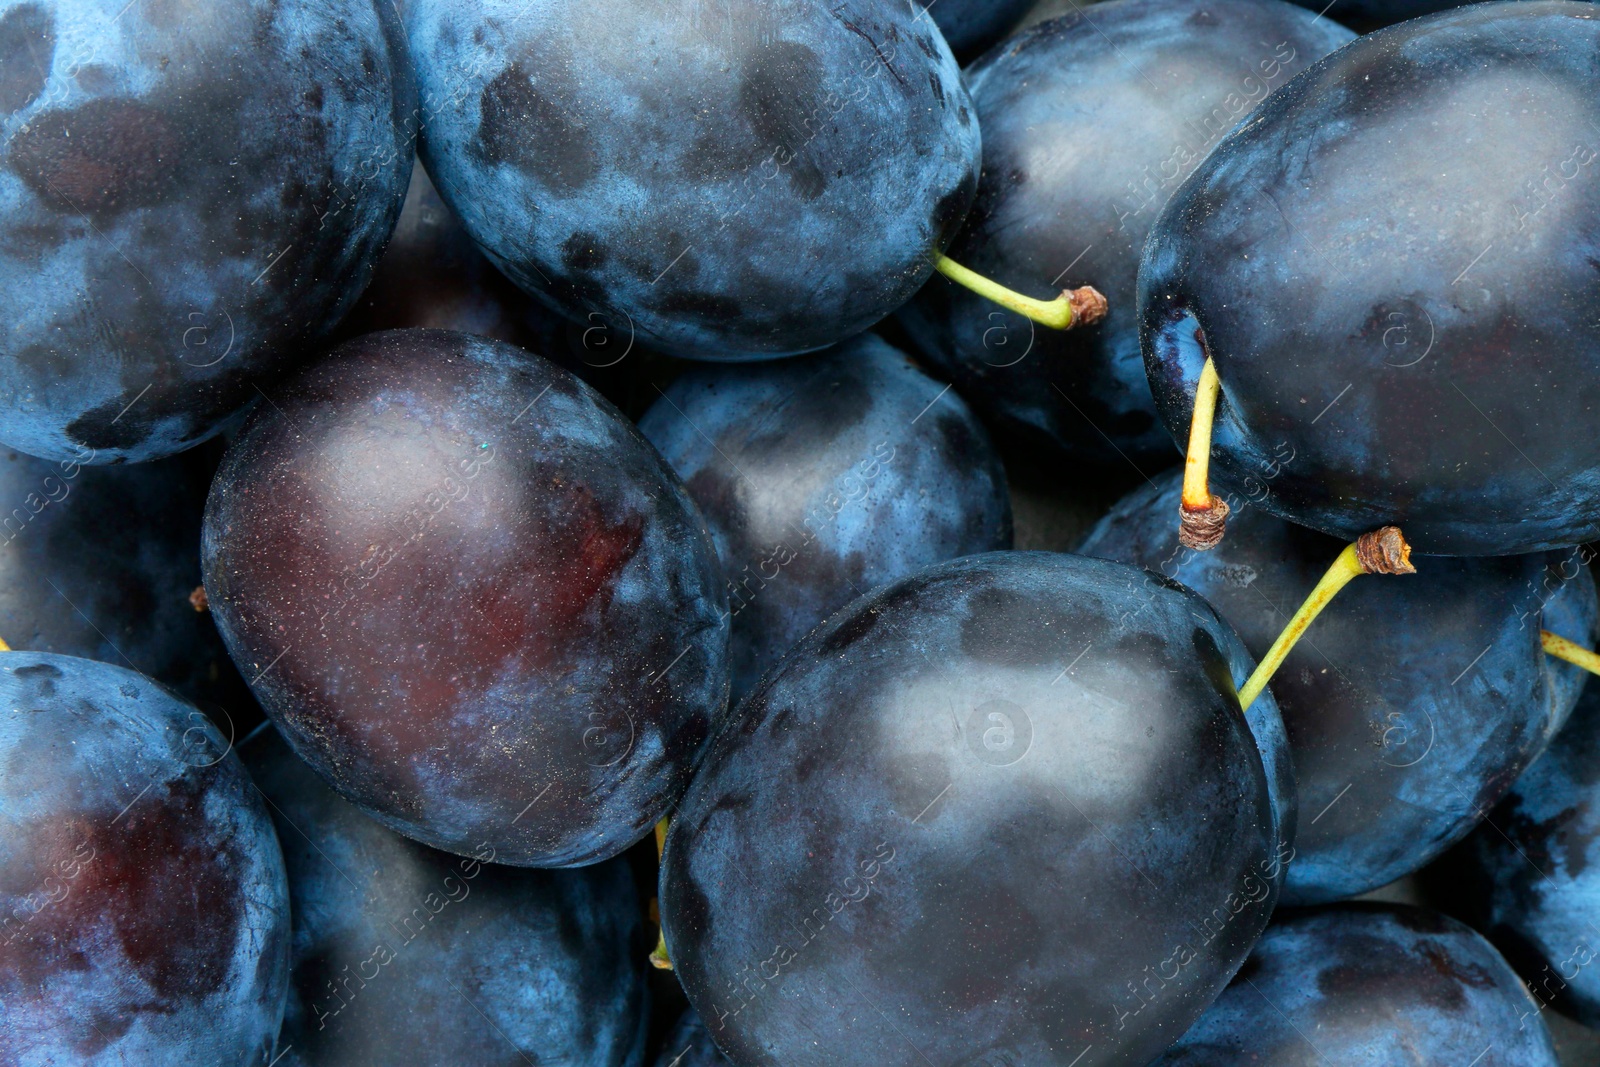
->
[
  {"left": 1179, "top": 357, "right": 1229, "bottom": 550},
  {"left": 1238, "top": 528, "right": 1416, "bottom": 710},
  {"left": 649, "top": 817, "right": 673, "bottom": 971},
  {"left": 933, "top": 254, "right": 1106, "bottom": 331},
  {"left": 1542, "top": 630, "right": 1600, "bottom": 677}
]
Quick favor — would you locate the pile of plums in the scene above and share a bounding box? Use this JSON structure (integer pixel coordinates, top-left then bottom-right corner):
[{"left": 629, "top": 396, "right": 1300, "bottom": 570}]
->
[{"left": 6, "top": 0, "right": 1600, "bottom": 1063}]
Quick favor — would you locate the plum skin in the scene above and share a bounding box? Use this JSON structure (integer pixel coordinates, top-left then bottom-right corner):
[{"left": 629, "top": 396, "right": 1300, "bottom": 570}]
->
[
  {"left": 0, "top": 0, "right": 415, "bottom": 464},
  {"left": 639, "top": 333, "right": 1012, "bottom": 702},
  {"left": 1080, "top": 470, "right": 1596, "bottom": 904},
  {"left": 901, "top": 0, "right": 1353, "bottom": 467},
  {"left": 1447, "top": 666, "right": 1600, "bottom": 1028},
  {"left": 405, "top": 0, "right": 980, "bottom": 360},
  {"left": 1152, "top": 904, "right": 1559, "bottom": 1064},
  {"left": 662, "top": 551, "right": 1293, "bottom": 1067},
  {"left": 202, "top": 328, "right": 729, "bottom": 868},
  {"left": 0, "top": 652, "right": 290, "bottom": 1065},
  {"left": 244, "top": 727, "right": 648, "bottom": 1067},
  {"left": 1140, "top": 1, "right": 1600, "bottom": 555}
]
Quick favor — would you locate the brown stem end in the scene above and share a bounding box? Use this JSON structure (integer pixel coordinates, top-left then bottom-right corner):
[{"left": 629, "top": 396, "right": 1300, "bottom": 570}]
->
[
  {"left": 1066, "top": 285, "right": 1108, "bottom": 329},
  {"left": 1354, "top": 526, "right": 1415, "bottom": 575},
  {"left": 189, "top": 585, "right": 210, "bottom": 613},
  {"left": 1178, "top": 497, "right": 1231, "bottom": 551}
]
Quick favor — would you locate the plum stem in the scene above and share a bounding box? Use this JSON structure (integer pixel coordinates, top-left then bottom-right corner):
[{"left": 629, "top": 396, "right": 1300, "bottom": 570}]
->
[
  {"left": 1237, "top": 527, "right": 1415, "bottom": 710},
  {"left": 1542, "top": 630, "right": 1600, "bottom": 676},
  {"left": 933, "top": 254, "right": 1107, "bottom": 330},
  {"left": 649, "top": 816, "right": 673, "bottom": 971},
  {"left": 0, "top": 637, "right": 10, "bottom": 651},
  {"left": 1180, "top": 356, "right": 1229, "bottom": 550}
]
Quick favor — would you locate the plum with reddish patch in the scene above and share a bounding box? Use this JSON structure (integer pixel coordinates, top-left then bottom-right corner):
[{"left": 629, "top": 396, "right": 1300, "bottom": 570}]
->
[
  {"left": 202, "top": 328, "right": 728, "bottom": 868},
  {"left": 0, "top": 652, "right": 289, "bottom": 1065},
  {"left": 0, "top": 0, "right": 415, "bottom": 464}
]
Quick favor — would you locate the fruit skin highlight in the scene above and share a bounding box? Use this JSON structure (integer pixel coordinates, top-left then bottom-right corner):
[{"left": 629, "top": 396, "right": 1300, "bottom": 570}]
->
[
  {"left": 1140, "top": 1, "right": 1600, "bottom": 556},
  {"left": 406, "top": 0, "right": 980, "bottom": 361},
  {"left": 202, "top": 329, "right": 729, "bottom": 868},
  {"left": 0, "top": 0, "right": 415, "bottom": 464},
  {"left": 1151, "top": 904, "right": 1560, "bottom": 1065},
  {"left": 900, "top": 0, "right": 1352, "bottom": 467},
  {"left": 639, "top": 333, "right": 1012, "bottom": 702},
  {"left": 1081, "top": 471, "right": 1596, "bottom": 904},
  {"left": 244, "top": 728, "right": 648, "bottom": 1066},
  {"left": 0, "top": 652, "right": 290, "bottom": 1066},
  {"left": 662, "top": 552, "right": 1292, "bottom": 1067}
]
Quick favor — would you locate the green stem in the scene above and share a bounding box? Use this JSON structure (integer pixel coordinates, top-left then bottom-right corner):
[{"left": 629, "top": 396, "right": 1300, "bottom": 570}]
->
[{"left": 934, "top": 254, "right": 1106, "bottom": 331}]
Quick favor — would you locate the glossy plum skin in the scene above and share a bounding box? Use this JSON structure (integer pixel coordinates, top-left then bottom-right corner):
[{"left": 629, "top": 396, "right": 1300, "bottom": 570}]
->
[
  {"left": 1080, "top": 470, "right": 1596, "bottom": 904},
  {"left": 245, "top": 728, "right": 648, "bottom": 1067},
  {"left": 639, "top": 334, "right": 1011, "bottom": 700},
  {"left": 0, "top": 0, "right": 415, "bottom": 464},
  {"left": 1289, "top": 0, "right": 1591, "bottom": 31},
  {"left": 0, "top": 652, "right": 290, "bottom": 1065},
  {"left": 1153, "top": 904, "right": 1559, "bottom": 1065},
  {"left": 927, "top": 0, "right": 1034, "bottom": 59},
  {"left": 0, "top": 445, "right": 251, "bottom": 714},
  {"left": 405, "top": 0, "right": 979, "bottom": 360},
  {"left": 1447, "top": 665, "right": 1600, "bottom": 1028},
  {"left": 201, "top": 329, "right": 729, "bottom": 868},
  {"left": 1142, "top": 1, "right": 1600, "bottom": 556},
  {"left": 661, "top": 552, "right": 1293, "bottom": 1067},
  {"left": 901, "top": 0, "right": 1351, "bottom": 467}
]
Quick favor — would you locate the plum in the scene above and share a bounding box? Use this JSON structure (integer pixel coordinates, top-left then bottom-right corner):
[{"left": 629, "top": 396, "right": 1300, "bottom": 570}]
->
[
  {"left": 0, "top": 444, "right": 251, "bottom": 715},
  {"left": 1153, "top": 904, "right": 1560, "bottom": 1064},
  {"left": 1080, "top": 470, "right": 1596, "bottom": 903},
  {"left": 661, "top": 551, "right": 1293, "bottom": 1067},
  {"left": 638, "top": 334, "right": 1011, "bottom": 700},
  {"left": 405, "top": 0, "right": 979, "bottom": 360},
  {"left": 1142, "top": 1, "right": 1600, "bottom": 555},
  {"left": 0, "top": 652, "right": 290, "bottom": 1064},
  {"left": 201, "top": 328, "right": 729, "bottom": 868},
  {"left": 1446, "top": 662, "right": 1600, "bottom": 1029},
  {"left": 901, "top": 0, "right": 1352, "bottom": 467},
  {"left": 923, "top": 0, "right": 1035, "bottom": 60},
  {"left": 0, "top": 0, "right": 415, "bottom": 464},
  {"left": 1288, "top": 0, "right": 1591, "bottom": 31},
  {"left": 654, "top": 1010, "right": 725, "bottom": 1067},
  {"left": 245, "top": 727, "right": 648, "bottom": 1066}
]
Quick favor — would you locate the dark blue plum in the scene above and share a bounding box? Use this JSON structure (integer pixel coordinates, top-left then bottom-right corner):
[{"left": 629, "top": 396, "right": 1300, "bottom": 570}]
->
[
  {"left": 0, "top": 652, "right": 289, "bottom": 1064},
  {"left": 1141, "top": 1, "right": 1600, "bottom": 555},
  {"left": 1152, "top": 904, "right": 1559, "bottom": 1065},
  {"left": 336, "top": 162, "right": 643, "bottom": 408},
  {"left": 653, "top": 1010, "right": 725, "bottom": 1067},
  {"left": 0, "top": 0, "right": 415, "bottom": 464},
  {"left": 245, "top": 727, "right": 648, "bottom": 1066},
  {"left": 0, "top": 444, "right": 253, "bottom": 717},
  {"left": 902, "top": 0, "right": 1351, "bottom": 467},
  {"left": 1080, "top": 470, "right": 1596, "bottom": 904},
  {"left": 201, "top": 329, "right": 729, "bottom": 868},
  {"left": 1446, "top": 661, "right": 1600, "bottom": 1029},
  {"left": 638, "top": 334, "right": 1011, "bottom": 701},
  {"left": 405, "top": 0, "right": 980, "bottom": 360},
  {"left": 1288, "top": 0, "right": 1592, "bottom": 31},
  {"left": 922, "top": 0, "right": 1034, "bottom": 60},
  {"left": 661, "top": 552, "right": 1293, "bottom": 1067}
]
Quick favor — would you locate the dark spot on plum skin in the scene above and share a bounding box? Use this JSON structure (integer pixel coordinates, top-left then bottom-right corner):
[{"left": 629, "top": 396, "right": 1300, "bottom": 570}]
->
[
  {"left": 562, "top": 231, "right": 607, "bottom": 273},
  {"left": 0, "top": 3, "right": 53, "bottom": 115},
  {"left": 473, "top": 61, "right": 598, "bottom": 192},
  {"left": 0, "top": 777, "right": 243, "bottom": 1004},
  {"left": 8, "top": 99, "right": 185, "bottom": 219},
  {"left": 737, "top": 40, "right": 829, "bottom": 201}
]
